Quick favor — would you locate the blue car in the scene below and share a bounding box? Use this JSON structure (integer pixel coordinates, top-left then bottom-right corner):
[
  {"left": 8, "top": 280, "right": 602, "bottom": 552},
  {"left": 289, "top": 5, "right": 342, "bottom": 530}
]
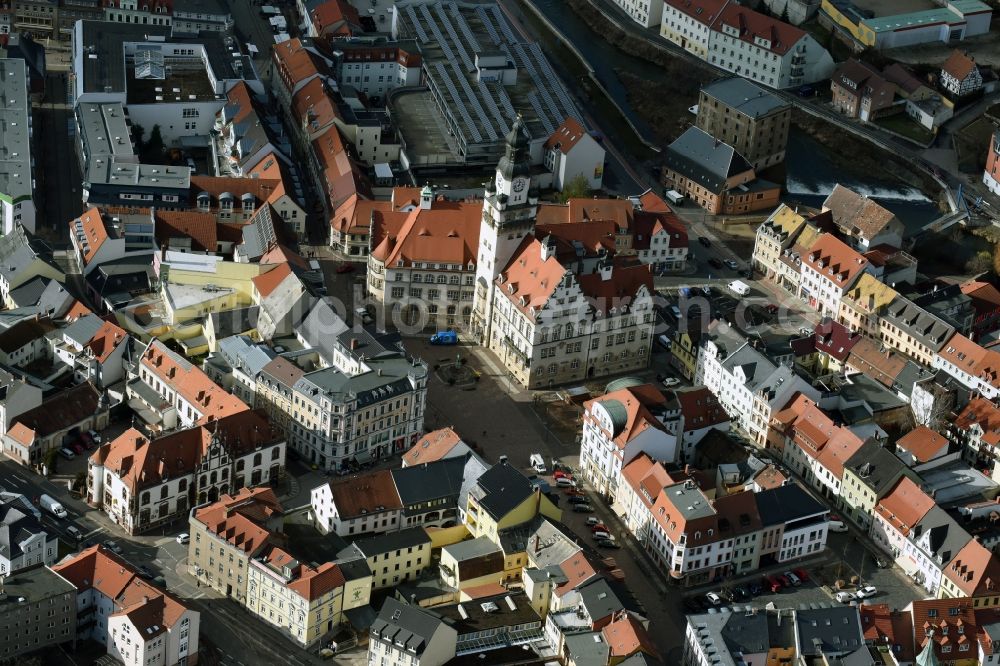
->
[{"left": 429, "top": 330, "right": 458, "bottom": 345}]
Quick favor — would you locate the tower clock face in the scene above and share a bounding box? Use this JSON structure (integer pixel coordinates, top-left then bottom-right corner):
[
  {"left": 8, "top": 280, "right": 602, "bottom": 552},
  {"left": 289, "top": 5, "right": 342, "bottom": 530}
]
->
[{"left": 512, "top": 178, "right": 526, "bottom": 193}]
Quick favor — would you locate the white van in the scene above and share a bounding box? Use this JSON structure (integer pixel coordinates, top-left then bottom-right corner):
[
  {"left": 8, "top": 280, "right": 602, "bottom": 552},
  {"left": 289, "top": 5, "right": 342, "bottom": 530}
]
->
[
  {"left": 529, "top": 453, "right": 546, "bottom": 474},
  {"left": 728, "top": 280, "right": 751, "bottom": 297},
  {"left": 665, "top": 189, "right": 685, "bottom": 205},
  {"left": 59, "top": 448, "right": 75, "bottom": 460}
]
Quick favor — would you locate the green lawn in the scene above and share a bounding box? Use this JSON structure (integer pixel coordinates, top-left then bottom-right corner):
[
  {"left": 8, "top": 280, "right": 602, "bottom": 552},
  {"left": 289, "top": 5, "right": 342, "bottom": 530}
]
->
[{"left": 874, "top": 114, "right": 935, "bottom": 145}]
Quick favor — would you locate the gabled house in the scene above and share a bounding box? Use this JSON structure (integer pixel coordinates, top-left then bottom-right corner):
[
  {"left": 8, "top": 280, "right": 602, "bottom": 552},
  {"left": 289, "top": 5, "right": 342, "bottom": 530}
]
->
[
  {"left": 51, "top": 314, "right": 130, "bottom": 388},
  {"left": 821, "top": 184, "right": 904, "bottom": 252},
  {"left": 940, "top": 50, "right": 983, "bottom": 98}
]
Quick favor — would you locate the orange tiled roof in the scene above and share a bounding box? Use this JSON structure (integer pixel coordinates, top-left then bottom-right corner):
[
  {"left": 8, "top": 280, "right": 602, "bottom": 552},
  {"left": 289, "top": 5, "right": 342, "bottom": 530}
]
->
[
  {"left": 543, "top": 116, "right": 589, "bottom": 155},
  {"left": 945, "top": 539, "right": 1000, "bottom": 597},
  {"left": 71, "top": 207, "right": 111, "bottom": 265},
  {"left": 939, "top": 333, "right": 1000, "bottom": 390},
  {"left": 584, "top": 384, "right": 669, "bottom": 451},
  {"left": 675, "top": 386, "right": 729, "bottom": 431},
  {"left": 63, "top": 300, "right": 93, "bottom": 321},
  {"left": 377, "top": 200, "right": 482, "bottom": 268},
  {"left": 322, "top": 469, "right": 402, "bottom": 520},
  {"left": 272, "top": 38, "right": 325, "bottom": 91},
  {"left": 291, "top": 77, "right": 339, "bottom": 133},
  {"left": 53, "top": 546, "right": 191, "bottom": 633},
  {"left": 252, "top": 262, "right": 294, "bottom": 299},
  {"left": 601, "top": 613, "right": 659, "bottom": 659},
  {"left": 310, "top": 0, "right": 361, "bottom": 38},
  {"left": 711, "top": 4, "right": 806, "bottom": 55},
  {"left": 554, "top": 552, "right": 598, "bottom": 598},
  {"left": 154, "top": 210, "right": 218, "bottom": 253},
  {"left": 193, "top": 487, "right": 283, "bottom": 556},
  {"left": 403, "top": 427, "right": 464, "bottom": 466},
  {"left": 140, "top": 340, "right": 249, "bottom": 423},
  {"left": 874, "top": 477, "right": 935, "bottom": 538},
  {"left": 802, "top": 232, "right": 869, "bottom": 287},
  {"left": 223, "top": 81, "right": 261, "bottom": 126},
  {"left": 911, "top": 598, "right": 977, "bottom": 662},
  {"left": 859, "top": 604, "right": 914, "bottom": 662},
  {"left": 955, "top": 397, "right": 1000, "bottom": 448},
  {"left": 942, "top": 50, "right": 977, "bottom": 82},
  {"left": 895, "top": 426, "right": 948, "bottom": 463},
  {"left": 85, "top": 320, "right": 128, "bottom": 363}
]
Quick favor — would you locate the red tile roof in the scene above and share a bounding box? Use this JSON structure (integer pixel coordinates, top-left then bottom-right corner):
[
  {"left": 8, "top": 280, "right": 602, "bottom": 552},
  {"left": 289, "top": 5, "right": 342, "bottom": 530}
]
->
[
  {"left": 252, "top": 262, "right": 294, "bottom": 299},
  {"left": 154, "top": 210, "right": 218, "bottom": 253},
  {"left": 942, "top": 50, "right": 977, "bottom": 82},
  {"left": 874, "top": 477, "right": 935, "bottom": 538},
  {"left": 664, "top": 0, "right": 729, "bottom": 26},
  {"left": 895, "top": 426, "right": 949, "bottom": 463},
  {"left": 272, "top": 38, "right": 325, "bottom": 92},
  {"left": 86, "top": 320, "right": 129, "bottom": 363},
  {"left": 403, "top": 427, "right": 465, "bottom": 466},
  {"left": 955, "top": 397, "right": 1000, "bottom": 449},
  {"left": 374, "top": 200, "right": 482, "bottom": 268},
  {"left": 945, "top": 539, "right": 1000, "bottom": 597},
  {"left": 71, "top": 207, "right": 111, "bottom": 265},
  {"left": 860, "top": 604, "right": 915, "bottom": 662},
  {"left": 291, "top": 76, "right": 339, "bottom": 134},
  {"left": 802, "top": 233, "right": 870, "bottom": 288},
  {"left": 310, "top": 0, "right": 361, "bottom": 38},
  {"left": 812, "top": 317, "right": 861, "bottom": 361},
  {"left": 193, "top": 487, "right": 283, "bottom": 556},
  {"left": 711, "top": 3, "right": 806, "bottom": 56},
  {"left": 322, "top": 469, "right": 403, "bottom": 520},
  {"left": 675, "top": 386, "right": 729, "bottom": 431},
  {"left": 53, "top": 545, "right": 191, "bottom": 634},
  {"left": 543, "top": 116, "right": 589, "bottom": 155},
  {"left": 139, "top": 340, "right": 249, "bottom": 423},
  {"left": 584, "top": 384, "right": 669, "bottom": 451},
  {"left": 601, "top": 613, "right": 659, "bottom": 660},
  {"left": 938, "top": 333, "right": 1000, "bottom": 390},
  {"left": 912, "top": 598, "right": 978, "bottom": 661}
]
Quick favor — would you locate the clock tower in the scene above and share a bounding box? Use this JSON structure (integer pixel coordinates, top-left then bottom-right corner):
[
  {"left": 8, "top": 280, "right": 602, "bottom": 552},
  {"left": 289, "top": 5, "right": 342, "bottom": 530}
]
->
[{"left": 471, "top": 115, "right": 539, "bottom": 343}]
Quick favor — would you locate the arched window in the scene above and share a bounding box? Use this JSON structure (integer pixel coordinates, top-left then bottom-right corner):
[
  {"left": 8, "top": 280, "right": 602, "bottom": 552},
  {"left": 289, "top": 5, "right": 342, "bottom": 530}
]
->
[
  {"left": 141, "top": 492, "right": 150, "bottom": 505},
  {"left": 210, "top": 471, "right": 217, "bottom": 484},
  {"left": 253, "top": 453, "right": 262, "bottom": 466},
  {"left": 160, "top": 486, "right": 168, "bottom": 500},
  {"left": 178, "top": 479, "right": 187, "bottom": 492},
  {"left": 271, "top": 447, "right": 280, "bottom": 461},
  {"left": 237, "top": 460, "right": 245, "bottom": 472},
  {"left": 565, "top": 323, "right": 574, "bottom": 338}
]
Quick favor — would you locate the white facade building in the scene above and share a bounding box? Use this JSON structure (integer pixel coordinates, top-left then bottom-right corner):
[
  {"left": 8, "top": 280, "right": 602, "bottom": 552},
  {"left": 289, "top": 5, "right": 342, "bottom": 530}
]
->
[
  {"left": 542, "top": 117, "right": 606, "bottom": 191},
  {"left": 613, "top": 0, "right": 665, "bottom": 28}
]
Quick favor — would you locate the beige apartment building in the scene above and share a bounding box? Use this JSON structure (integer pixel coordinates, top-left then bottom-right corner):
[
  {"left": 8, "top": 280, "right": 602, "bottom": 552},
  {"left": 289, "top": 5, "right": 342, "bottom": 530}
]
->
[
  {"left": 188, "top": 487, "right": 284, "bottom": 602},
  {"left": 752, "top": 204, "right": 808, "bottom": 278},
  {"left": 838, "top": 273, "right": 898, "bottom": 338},
  {"left": 696, "top": 77, "right": 791, "bottom": 171}
]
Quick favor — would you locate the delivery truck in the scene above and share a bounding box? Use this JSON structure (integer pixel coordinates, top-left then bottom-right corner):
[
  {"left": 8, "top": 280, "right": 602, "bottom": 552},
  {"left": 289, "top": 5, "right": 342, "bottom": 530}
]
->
[{"left": 40, "top": 494, "right": 68, "bottom": 519}]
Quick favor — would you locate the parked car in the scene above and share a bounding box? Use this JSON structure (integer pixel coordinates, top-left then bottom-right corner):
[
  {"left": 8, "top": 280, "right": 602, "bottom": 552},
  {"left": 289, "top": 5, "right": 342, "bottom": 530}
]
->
[
  {"left": 748, "top": 581, "right": 763, "bottom": 596},
  {"left": 793, "top": 568, "right": 810, "bottom": 583},
  {"left": 856, "top": 585, "right": 878, "bottom": 599},
  {"left": 59, "top": 448, "right": 75, "bottom": 460},
  {"left": 137, "top": 565, "right": 154, "bottom": 580},
  {"left": 586, "top": 517, "right": 601, "bottom": 526},
  {"left": 784, "top": 571, "right": 801, "bottom": 586},
  {"left": 556, "top": 478, "right": 577, "bottom": 488},
  {"left": 725, "top": 259, "right": 738, "bottom": 270},
  {"left": 765, "top": 575, "right": 784, "bottom": 593},
  {"left": 176, "top": 533, "right": 190, "bottom": 545},
  {"left": 669, "top": 305, "right": 682, "bottom": 319},
  {"left": 65, "top": 526, "right": 82, "bottom": 541},
  {"left": 336, "top": 263, "right": 354, "bottom": 274},
  {"left": 872, "top": 555, "right": 891, "bottom": 569},
  {"left": 732, "top": 585, "right": 750, "bottom": 601},
  {"left": 71, "top": 442, "right": 85, "bottom": 455},
  {"left": 662, "top": 377, "right": 680, "bottom": 388},
  {"left": 828, "top": 520, "right": 848, "bottom": 533},
  {"left": 553, "top": 470, "right": 570, "bottom": 479},
  {"left": 705, "top": 592, "right": 722, "bottom": 606},
  {"left": 835, "top": 591, "right": 856, "bottom": 604},
  {"left": 567, "top": 496, "right": 588, "bottom": 505},
  {"left": 698, "top": 236, "right": 711, "bottom": 248},
  {"left": 103, "top": 540, "right": 123, "bottom": 554},
  {"left": 592, "top": 530, "right": 611, "bottom": 541},
  {"left": 87, "top": 429, "right": 102, "bottom": 444},
  {"left": 596, "top": 538, "right": 620, "bottom": 549},
  {"left": 573, "top": 503, "right": 593, "bottom": 513},
  {"left": 777, "top": 573, "right": 792, "bottom": 588},
  {"left": 708, "top": 257, "right": 724, "bottom": 270},
  {"left": 590, "top": 524, "right": 609, "bottom": 534}
]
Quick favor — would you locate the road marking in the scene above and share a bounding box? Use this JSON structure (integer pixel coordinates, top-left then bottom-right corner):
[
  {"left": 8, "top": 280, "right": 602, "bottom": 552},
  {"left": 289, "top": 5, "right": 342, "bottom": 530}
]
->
[
  {"left": 192, "top": 592, "right": 205, "bottom": 599},
  {"left": 84, "top": 527, "right": 105, "bottom": 538},
  {"left": 12, "top": 473, "right": 27, "bottom": 483},
  {"left": 154, "top": 559, "right": 163, "bottom": 565}
]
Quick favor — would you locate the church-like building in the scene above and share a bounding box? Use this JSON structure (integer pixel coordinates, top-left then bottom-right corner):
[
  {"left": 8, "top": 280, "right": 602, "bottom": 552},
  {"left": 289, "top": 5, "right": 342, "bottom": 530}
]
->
[{"left": 365, "top": 117, "right": 685, "bottom": 388}]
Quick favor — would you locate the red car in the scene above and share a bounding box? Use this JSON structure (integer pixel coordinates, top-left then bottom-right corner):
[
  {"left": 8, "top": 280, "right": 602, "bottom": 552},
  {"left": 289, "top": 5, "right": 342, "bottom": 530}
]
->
[
  {"left": 590, "top": 524, "right": 609, "bottom": 534},
  {"left": 553, "top": 470, "right": 571, "bottom": 480},
  {"left": 336, "top": 263, "right": 354, "bottom": 274},
  {"left": 793, "top": 568, "right": 810, "bottom": 583},
  {"left": 766, "top": 575, "right": 784, "bottom": 593},
  {"left": 71, "top": 442, "right": 85, "bottom": 454}
]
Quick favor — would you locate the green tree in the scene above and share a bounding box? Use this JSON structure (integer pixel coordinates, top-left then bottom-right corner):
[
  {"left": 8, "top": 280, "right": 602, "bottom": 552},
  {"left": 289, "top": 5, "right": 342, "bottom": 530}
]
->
[
  {"left": 992, "top": 241, "right": 1000, "bottom": 276},
  {"left": 143, "top": 124, "right": 165, "bottom": 162},
  {"left": 559, "top": 174, "right": 590, "bottom": 203},
  {"left": 967, "top": 249, "right": 993, "bottom": 274}
]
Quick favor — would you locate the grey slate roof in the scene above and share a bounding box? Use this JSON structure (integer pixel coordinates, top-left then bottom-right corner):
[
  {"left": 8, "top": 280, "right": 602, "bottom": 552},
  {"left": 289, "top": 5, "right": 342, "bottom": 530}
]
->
[
  {"left": 755, "top": 484, "right": 827, "bottom": 527},
  {"left": 0, "top": 227, "right": 61, "bottom": 284},
  {"left": 911, "top": 505, "right": 971, "bottom": 567},
  {"left": 239, "top": 205, "right": 280, "bottom": 262},
  {"left": 294, "top": 355, "right": 421, "bottom": 409},
  {"left": 843, "top": 440, "right": 908, "bottom": 496},
  {"left": 795, "top": 606, "right": 864, "bottom": 656},
  {"left": 370, "top": 597, "right": 446, "bottom": 655},
  {"left": 391, "top": 456, "right": 467, "bottom": 511},
  {"left": 663, "top": 127, "right": 754, "bottom": 194},
  {"left": 839, "top": 374, "right": 906, "bottom": 413},
  {"left": 0, "top": 503, "right": 48, "bottom": 561},
  {"left": 471, "top": 462, "right": 537, "bottom": 520},
  {"left": 578, "top": 578, "right": 625, "bottom": 623},
  {"left": 62, "top": 314, "right": 105, "bottom": 346},
  {"left": 297, "top": 298, "right": 350, "bottom": 364},
  {"left": 209, "top": 306, "right": 261, "bottom": 340},
  {"left": 352, "top": 527, "right": 430, "bottom": 558},
  {"left": 215, "top": 335, "right": 275, "bottom": 377},
  {"left": 882, "top": 295, "right": 955, "bottom": 353},
  {"left": 9, "top": 277, "right": 52, "bottom": 309},
  {"left": 442, "top": 536, "right": 501, "bottom": 562},
  {"left": 701, "top": 77, "right": 788, "bottom": 118},
  {"left": 563, "top": 632, "right": 610, "bottom": 666},
  {"left": 721, "top": 610, "right": 770, "bottom": 656}
]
